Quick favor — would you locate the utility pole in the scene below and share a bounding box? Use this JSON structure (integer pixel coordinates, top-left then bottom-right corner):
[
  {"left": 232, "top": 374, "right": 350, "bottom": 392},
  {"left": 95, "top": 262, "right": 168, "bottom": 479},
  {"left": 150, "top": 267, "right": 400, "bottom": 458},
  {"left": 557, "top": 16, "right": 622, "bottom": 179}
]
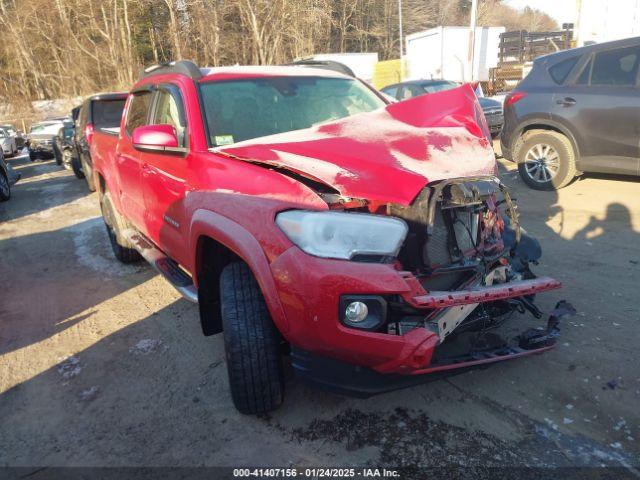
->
[
  {"left": 398, "top": 0, "right": 404, "bottom": 80},
  {"left": 398, "top": 0, "right": 404, "bottom": 58},
  {"left": 468, "top": 0, "right": 479, "bottom": 82}
]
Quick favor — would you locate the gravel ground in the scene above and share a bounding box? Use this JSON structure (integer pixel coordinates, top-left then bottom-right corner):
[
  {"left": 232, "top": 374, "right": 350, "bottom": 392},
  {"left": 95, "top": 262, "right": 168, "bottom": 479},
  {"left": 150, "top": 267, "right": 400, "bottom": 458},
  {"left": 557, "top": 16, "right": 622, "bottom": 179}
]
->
[{"left": 0, "top": 151, "right": 639, "bottom": 477}]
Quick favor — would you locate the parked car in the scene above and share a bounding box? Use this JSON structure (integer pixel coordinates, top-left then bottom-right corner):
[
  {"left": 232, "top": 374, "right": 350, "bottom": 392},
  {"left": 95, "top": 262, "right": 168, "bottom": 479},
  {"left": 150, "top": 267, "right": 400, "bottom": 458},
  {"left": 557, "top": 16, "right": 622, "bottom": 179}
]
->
[
  {"left": 0, "top": 150, "right": 21, "bottom": 201},
  {"left": 501, "top": 36, "right": 640, "bottom": 190},
  {"left": 381, "top": 79, "right": 504, "bottom": 138},
  {"left": 91, "top": 61, "right": 569, "bottom": 414},
  {"left": 27, "top": 120, "right": 65, "bottom": 161},
  {"left": 0, "top": 127, "right": 18, "bottom": 157},
  {"left": 72, "top": 92, "right": 127, "bottom": 190},
  {"left": 0, "top": 124, "right": 26, "bottom": 151},
  {"left": 53, "top": 120, "right": 75, "bottom": 168}
]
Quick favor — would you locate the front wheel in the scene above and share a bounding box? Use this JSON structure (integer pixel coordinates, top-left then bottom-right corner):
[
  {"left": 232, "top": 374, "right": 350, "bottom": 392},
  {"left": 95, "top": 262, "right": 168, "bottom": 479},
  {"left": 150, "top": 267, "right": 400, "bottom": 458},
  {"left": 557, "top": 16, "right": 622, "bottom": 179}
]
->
[
  {"left": 62, "top": 149, "right": 73, "bottom": 170},
  {"left": 53, "top": 143, "right": 63, "bottom": 165},
  {"left": 516, "top": 130, "right": 577, "bottom": 190},
  {"left": 220, "top": 262, "right": 284, "bottom": 414},
  {"left": 71, "top": 155, "right": 85, "bottom": 179}
]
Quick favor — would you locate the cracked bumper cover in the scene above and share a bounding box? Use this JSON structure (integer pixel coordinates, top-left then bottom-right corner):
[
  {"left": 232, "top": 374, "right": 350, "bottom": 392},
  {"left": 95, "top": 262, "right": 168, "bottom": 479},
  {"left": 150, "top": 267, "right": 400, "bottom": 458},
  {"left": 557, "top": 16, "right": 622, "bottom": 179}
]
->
[
  {"left": 272, "top": 247, "right": 568, "bottom": 384},
  {"left": 291, "top": 301, "right": 571, "bottom": 397}
]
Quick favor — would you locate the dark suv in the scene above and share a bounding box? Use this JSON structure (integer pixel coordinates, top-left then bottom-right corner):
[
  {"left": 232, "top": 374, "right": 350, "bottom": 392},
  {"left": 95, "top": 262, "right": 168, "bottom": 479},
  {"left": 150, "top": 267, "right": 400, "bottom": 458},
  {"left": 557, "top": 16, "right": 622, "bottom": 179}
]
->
[
  {"left": 501, "top": 36, "right": 640, "bottom": 190},
  {"left": 73, "top": 92, "right": 127, "bottom": 191}
]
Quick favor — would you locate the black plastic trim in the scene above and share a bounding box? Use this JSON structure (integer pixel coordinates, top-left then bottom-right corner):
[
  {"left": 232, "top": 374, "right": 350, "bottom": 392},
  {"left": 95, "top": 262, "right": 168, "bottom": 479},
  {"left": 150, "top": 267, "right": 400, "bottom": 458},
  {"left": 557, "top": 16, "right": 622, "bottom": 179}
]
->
[{"left": 138, "top": 60, "right": 202, "bottom": 81}]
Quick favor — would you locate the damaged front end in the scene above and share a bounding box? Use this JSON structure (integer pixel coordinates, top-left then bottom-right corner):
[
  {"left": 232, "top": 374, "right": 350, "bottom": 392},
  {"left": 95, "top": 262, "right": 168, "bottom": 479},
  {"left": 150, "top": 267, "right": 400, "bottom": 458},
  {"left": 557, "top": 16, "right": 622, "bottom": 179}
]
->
[
  {"left": 314, "top": 175, "right": 574, "bottom": 368},
  {"left": 291, "top": 177, "right": 574, "bottom": 396},
  {"left": 378, "top": 175, "right": 573, "bottom": 373}
]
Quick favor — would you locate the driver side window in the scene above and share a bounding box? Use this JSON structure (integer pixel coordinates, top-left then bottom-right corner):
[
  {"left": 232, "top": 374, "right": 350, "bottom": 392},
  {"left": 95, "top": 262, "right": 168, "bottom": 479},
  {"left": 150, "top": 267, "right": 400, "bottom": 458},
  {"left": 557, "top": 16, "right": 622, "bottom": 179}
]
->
[{"left": 152, "top": 87, "right": 187, "bottom": 148}]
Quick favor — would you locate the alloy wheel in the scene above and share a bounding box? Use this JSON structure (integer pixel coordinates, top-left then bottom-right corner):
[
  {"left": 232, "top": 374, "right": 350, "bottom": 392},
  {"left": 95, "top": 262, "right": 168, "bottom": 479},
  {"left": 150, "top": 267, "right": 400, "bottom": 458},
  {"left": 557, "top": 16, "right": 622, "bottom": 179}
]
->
[{"left": 523, "top": 143, "right": 560, "bottom": 183}]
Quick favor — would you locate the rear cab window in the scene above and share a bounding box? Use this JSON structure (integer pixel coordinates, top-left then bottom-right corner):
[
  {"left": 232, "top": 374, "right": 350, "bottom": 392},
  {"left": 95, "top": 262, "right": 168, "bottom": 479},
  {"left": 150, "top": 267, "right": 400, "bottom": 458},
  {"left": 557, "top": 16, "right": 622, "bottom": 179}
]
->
[{"left": 92, "top": 99, "right": 127, "bottom": 132}]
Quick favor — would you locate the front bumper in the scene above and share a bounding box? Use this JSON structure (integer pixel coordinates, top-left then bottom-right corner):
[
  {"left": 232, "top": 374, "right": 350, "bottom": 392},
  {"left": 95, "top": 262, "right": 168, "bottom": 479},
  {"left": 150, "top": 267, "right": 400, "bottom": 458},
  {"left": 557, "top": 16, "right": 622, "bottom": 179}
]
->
[
  {"left": 271, "top": 246, "right": 564, "bottom": 377},
  {"left": 483, "top": 111, "right": 503, "bottom": 136},
  {"left": 28, "top": 140, "right": 54, "bottom": 154},
  {"left": 292, "top": 324, "right": 558, "bottom": 397}
]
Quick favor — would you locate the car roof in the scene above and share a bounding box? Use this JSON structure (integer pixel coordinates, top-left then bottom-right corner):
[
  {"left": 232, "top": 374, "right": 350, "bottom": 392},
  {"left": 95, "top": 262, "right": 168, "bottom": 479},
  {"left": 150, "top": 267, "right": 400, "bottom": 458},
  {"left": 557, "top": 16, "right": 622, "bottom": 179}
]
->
[{"left": 538, "top": 35, "right": 640, "bottom": 63}]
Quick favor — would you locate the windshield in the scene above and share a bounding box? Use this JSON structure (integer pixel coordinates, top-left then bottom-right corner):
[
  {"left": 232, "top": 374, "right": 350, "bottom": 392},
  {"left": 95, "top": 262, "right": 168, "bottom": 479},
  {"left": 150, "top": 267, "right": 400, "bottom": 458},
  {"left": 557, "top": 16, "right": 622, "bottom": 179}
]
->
[
  {"left": 30, "top": 123, "right": 61, "bottom": 135},
  {"left": 421, "top": 81, "right": 459, "bottom": 94},
  {"left": 200, "top": 76, "right": 386, "bottom": 146}
]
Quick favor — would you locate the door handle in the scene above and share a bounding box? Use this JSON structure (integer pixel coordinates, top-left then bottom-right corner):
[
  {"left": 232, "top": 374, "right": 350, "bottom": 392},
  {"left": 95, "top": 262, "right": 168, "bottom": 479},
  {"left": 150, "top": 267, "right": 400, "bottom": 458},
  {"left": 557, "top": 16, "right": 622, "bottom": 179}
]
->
[{"left": 556, "top": 97, "right": 576, "bottom": 107}]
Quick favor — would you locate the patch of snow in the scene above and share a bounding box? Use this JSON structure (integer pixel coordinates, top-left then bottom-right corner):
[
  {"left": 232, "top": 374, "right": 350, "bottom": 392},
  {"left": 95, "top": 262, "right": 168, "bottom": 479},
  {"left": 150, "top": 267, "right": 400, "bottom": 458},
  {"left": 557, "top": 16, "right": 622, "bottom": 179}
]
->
[
  {"left": 57, "top": 356, "right": 81, "bottom": 379},
  {"left": 78, "top": 386, "right": 100, "bottom": 401},
  {"left": 70, "top": 217, "right": 134, "bottom": 276},
  {"left": 129, "top": 338, "right": 162, "bottom": 355}
]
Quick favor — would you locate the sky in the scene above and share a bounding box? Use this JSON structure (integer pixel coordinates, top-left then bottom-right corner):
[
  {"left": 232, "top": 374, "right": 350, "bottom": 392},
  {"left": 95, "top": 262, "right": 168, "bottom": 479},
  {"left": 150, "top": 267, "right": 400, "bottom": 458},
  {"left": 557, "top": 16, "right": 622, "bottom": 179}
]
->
[{"left": 503, "top": 0, "right": 578, "bottom": 26}]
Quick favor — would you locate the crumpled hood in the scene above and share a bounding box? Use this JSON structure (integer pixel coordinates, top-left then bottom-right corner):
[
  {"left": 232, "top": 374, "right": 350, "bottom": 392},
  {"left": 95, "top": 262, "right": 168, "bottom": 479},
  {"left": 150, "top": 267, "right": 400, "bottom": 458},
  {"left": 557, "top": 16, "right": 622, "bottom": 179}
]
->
[{"left": 216, "top": 84, "right": 496, "bottom": 206}]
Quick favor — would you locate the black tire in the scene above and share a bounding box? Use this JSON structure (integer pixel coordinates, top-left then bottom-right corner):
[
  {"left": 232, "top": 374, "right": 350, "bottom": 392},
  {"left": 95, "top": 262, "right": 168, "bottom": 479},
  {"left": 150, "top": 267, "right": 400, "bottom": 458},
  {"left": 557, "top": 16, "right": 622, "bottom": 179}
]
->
[
  {"left": 100, "top": 191, "right": 141, "bottom": 263},
  {"left": 71, "top": 155, "right": 85, "bottom": 179},
  {"left": 515, "top": 130, "right": 577, "bottom": 191},
  {"left": 80, "top": 155, "right": 96, "bottom": 191},
  {"left": 53, "top": 143, "right": 62, "bottom": 165},
  {"left": 220, "top": 262, "right": 284, "bottom": 414},
  {"left": 0, "top": 172, "right": 10, "bottom": 201}
]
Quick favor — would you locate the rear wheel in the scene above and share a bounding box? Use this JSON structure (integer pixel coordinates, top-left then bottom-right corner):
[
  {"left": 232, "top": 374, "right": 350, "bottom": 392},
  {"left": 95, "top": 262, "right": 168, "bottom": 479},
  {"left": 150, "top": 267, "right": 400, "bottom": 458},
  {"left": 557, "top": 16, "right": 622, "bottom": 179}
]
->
[
  {"left": 220, "top": 262, "right": 284, "bottom": 414},
  {"left": 100, "top": 191, "right": 141, "bottom": 263},
  {"left": 516, "top": 130, "right": 577, "bottom": 190},
  {"left": 0, "top": 172, "right": 10, "bottom": 201},
  {"left": 80, "top": 154, "right": 96, "bottom": 191}
]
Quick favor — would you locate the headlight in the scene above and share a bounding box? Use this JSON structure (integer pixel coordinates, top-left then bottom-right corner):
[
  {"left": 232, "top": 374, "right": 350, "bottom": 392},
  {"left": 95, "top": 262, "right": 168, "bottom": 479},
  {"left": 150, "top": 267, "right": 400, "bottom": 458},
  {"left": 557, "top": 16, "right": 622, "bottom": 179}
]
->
[{"left": 276, "top": 210, "right": 408, "bottom": 260}]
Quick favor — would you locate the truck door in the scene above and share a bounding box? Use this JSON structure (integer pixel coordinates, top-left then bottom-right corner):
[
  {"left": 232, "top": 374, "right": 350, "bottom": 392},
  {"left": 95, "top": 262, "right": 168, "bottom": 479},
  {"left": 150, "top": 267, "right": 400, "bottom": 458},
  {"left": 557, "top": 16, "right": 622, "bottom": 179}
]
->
[
  {"left": 140, "top": 84, "right": 189, "bottom": 266},
  {"left": 116, "top": 89, "right": 154, "bottom": 231},
  {"left": 552, "top": 44, "right": 640, "bottom": 175}
]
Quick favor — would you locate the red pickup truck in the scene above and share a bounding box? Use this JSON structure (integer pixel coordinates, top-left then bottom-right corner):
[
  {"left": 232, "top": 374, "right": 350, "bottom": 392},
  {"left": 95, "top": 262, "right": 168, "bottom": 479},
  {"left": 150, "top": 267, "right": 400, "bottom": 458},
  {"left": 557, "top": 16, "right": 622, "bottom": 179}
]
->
[{"left": 91, "top": 60, "right": 571, "bottom": 414}]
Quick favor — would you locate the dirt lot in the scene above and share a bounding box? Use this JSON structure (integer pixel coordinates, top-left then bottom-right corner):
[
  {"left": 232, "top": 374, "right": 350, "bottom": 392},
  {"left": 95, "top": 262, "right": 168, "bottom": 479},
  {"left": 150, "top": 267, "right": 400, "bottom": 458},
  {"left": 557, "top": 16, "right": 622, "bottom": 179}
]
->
[{"left": 1, "top": 151, "right": 639, "bottom": 474}]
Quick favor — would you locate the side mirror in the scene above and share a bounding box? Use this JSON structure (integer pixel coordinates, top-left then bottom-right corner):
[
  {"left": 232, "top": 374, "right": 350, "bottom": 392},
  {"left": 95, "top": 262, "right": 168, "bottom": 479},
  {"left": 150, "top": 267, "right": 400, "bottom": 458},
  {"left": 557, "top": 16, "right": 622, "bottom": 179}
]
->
[{"left": 132, "top": 124, "right": 182, "bottom": 153}]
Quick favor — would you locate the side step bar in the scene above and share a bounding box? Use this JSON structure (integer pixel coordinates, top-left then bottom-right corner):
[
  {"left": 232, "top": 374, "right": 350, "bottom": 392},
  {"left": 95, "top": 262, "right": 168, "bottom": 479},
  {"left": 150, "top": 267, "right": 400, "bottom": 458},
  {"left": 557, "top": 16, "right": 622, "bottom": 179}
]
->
[{"left": 123, "top": 229, "right": 198, "bottom": 303}]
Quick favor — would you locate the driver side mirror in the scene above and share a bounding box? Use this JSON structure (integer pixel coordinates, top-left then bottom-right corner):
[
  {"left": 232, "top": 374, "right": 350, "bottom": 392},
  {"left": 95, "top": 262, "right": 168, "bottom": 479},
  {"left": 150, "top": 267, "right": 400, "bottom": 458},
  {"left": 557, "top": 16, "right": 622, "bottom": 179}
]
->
[{"left": 132, "top": 124, "right": 184, "bottom": 154}]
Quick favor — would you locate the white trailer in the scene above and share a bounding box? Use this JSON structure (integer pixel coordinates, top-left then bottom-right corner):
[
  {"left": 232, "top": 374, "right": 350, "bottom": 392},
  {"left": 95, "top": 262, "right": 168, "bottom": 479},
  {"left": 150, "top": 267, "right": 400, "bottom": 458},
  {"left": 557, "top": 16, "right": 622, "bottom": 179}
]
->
[
  {"left": 405, "top": 26, "right": 504, "bottom": 82},
  {"left": 575, "top": 0, "right": 640, "bottom": 46}
]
